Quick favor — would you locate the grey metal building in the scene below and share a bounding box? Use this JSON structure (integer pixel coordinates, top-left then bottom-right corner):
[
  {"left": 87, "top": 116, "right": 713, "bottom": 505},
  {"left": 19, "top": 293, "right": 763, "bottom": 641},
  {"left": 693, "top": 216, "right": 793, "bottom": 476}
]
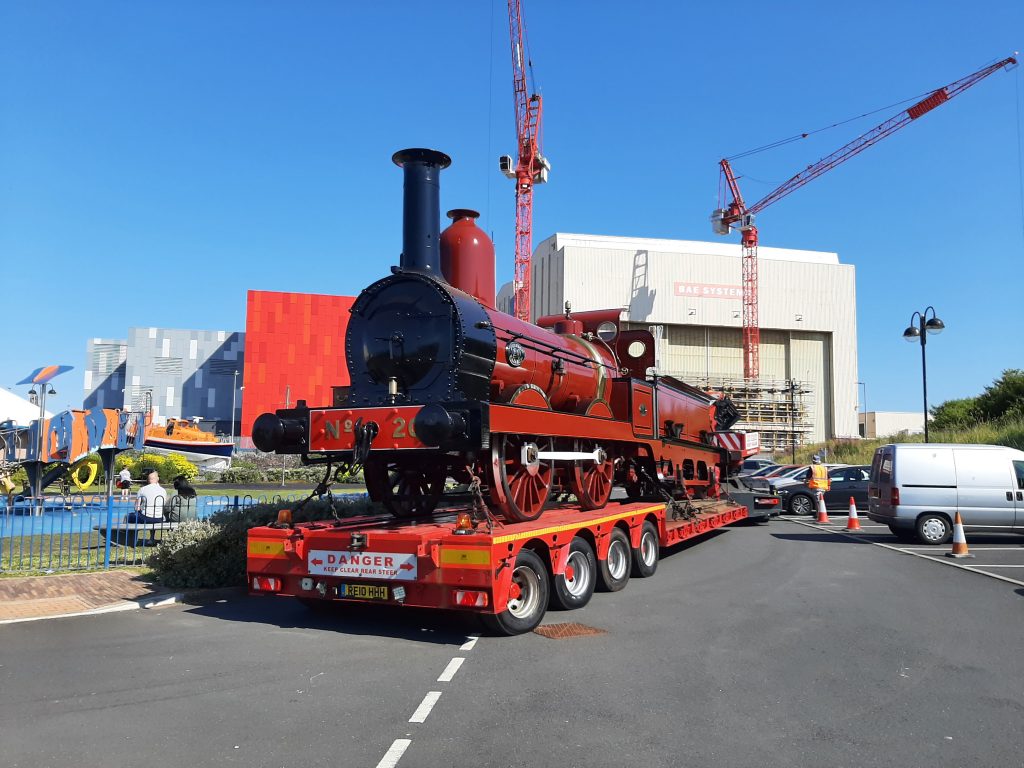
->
[
  {"left": 83, "top": 328, "right": 245, "bottom": 435},
  {"left": 498, "top": 233, "right": 859, "bottom": 449}
]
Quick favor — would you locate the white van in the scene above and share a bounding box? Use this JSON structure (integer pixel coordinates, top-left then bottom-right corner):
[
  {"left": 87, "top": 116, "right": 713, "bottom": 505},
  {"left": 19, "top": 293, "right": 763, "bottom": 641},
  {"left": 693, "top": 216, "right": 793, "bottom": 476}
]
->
[{"left": 867, "top": 443, "right": 1024, "bottom": 544}]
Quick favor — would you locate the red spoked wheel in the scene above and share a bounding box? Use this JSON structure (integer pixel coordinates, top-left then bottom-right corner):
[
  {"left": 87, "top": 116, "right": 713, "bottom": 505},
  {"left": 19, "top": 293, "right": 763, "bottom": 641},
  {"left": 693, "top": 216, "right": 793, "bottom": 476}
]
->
[
  {"left": 490, "top": 434, "right": 554, "bottom": 522},
  {"left": 364, "top": 458, "right": 447, "bottom": 518},
  {"left": 568, "top": 439, "right": 614, "bottom": 511}
]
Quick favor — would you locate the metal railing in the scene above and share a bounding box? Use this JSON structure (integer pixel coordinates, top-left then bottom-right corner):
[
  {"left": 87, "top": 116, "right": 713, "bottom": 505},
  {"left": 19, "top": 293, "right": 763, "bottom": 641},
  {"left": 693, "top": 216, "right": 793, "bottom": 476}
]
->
[{"left": 0, "top": 492, "right": 312, "bottom": 573}]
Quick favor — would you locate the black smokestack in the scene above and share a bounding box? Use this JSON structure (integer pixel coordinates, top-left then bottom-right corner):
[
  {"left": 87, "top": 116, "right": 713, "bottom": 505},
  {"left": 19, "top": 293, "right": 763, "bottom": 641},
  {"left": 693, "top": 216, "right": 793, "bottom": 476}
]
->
[{"left": 392, "top": 148, "right": 452, "bottom": 274}]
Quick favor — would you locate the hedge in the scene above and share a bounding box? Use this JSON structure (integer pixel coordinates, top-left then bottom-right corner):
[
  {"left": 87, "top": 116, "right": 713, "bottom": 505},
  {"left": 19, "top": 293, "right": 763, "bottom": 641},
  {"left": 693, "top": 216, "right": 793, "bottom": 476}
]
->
[
  {"left": 115, "top": 451, "right": 199, "bottom": 482},
  {"left": 150, "top": 496, "right": 381, "bottom": 588}
]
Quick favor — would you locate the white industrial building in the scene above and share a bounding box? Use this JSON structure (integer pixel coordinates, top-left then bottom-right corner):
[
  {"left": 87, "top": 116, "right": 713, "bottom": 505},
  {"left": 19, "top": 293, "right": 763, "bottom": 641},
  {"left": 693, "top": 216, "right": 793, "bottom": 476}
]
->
[
  {"left": 498, "top": 234, "right": 858, "bottom": 450},
  {"left": 859, "top": 411, "right": 926, "bottom": 439}
]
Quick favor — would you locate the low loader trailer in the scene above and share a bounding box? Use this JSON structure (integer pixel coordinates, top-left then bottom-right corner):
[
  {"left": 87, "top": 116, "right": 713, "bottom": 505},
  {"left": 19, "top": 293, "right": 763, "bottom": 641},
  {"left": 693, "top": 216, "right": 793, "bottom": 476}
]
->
[{"left": 247, "top": 497, "right": 747, "bottom": 635}]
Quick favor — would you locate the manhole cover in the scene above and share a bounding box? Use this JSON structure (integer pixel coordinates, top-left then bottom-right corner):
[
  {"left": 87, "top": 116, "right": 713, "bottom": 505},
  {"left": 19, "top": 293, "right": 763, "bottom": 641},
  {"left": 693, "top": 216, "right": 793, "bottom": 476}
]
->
[{"left": 533, "top": 622, "right": 607, "bottom": 640}]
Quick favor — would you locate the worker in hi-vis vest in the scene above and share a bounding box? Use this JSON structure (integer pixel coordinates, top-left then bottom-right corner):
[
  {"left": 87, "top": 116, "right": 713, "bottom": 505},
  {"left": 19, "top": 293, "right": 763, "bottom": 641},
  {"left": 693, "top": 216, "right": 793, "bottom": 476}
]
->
[{"left": 806, "top": 455, "right": 830, "bottom": 493}]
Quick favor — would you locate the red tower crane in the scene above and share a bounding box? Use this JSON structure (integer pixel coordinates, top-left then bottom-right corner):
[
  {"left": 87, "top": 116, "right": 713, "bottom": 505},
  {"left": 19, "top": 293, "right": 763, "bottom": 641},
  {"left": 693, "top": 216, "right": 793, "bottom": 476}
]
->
[
  {"left": 712, "top": 55, "right": 1018, "bottom": 379},
  {"left": 501, "top": 0, "right": 550, "bottom": 322}
]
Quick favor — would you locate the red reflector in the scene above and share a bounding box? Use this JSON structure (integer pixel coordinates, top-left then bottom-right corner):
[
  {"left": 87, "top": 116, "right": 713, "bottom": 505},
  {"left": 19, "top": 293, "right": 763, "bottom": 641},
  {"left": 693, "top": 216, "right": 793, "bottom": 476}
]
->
[
  {"left": 452, "top": 590, "right": 489, "bottom": 608},
  {"left": 891, "top": 488, "right": 900, "bottom": 506},
  {"left": 252, "top": 576, "right": 282, "bottom": 592},
  {"left": 756, "top": 497, "right": 780, "bottom": 506}
]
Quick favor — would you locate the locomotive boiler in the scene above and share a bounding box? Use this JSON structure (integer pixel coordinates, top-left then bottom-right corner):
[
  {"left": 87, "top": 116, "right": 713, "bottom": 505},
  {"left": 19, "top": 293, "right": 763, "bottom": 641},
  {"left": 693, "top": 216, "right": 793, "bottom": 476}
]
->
[{"left": 253, "top": 148, "right": 742, "bottom": 522}]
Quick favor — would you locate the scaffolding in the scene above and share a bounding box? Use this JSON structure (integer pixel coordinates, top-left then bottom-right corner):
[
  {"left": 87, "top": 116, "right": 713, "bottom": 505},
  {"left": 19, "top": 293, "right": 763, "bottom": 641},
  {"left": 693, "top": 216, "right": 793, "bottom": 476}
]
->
[{"left": 665, "top": 373, "right": 813, "bottom": 456}]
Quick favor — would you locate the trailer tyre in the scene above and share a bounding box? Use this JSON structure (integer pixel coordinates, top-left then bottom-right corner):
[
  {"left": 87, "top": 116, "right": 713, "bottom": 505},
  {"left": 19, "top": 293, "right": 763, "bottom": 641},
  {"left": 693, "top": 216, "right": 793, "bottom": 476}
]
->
[
  {"left": 481, "top": 549, "right": 550, "bottom": 636},
  {"left": 549, "top": 537, "right": 597, "bottom": 611},
  {"left": 630, "top": 520, "right": 659, "bottom": 578},
  {"left": 597, "top": 527, "right": 631, "bottom": 592}
]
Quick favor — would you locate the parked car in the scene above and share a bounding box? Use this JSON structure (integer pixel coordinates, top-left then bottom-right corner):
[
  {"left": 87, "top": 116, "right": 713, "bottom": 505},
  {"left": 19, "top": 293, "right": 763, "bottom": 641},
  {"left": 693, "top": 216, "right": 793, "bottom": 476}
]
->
[
  {"left": 776, "top": 465, "right": 871, "bottom": 516},
  {"left": 867, "top": 443, "right": 1024, "bottom": 544},
  {"left": 739, "top": 458, "right": 778, "bottom": 476},
  {"left": 722, "top": 476, "right": 781, "bottom": 522},
  {"left": 743, "top": 464, "right": 800, "bottom": 491}
]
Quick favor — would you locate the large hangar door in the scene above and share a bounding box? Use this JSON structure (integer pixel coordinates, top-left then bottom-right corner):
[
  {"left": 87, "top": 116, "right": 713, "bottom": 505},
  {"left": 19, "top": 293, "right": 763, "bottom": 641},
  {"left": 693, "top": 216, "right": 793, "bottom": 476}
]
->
[
  {"left": 789, "top": 332, "right": 831, "bottom": 443},
  {"left": 661, "top": 325, "right": 707, "bottom": 377}
]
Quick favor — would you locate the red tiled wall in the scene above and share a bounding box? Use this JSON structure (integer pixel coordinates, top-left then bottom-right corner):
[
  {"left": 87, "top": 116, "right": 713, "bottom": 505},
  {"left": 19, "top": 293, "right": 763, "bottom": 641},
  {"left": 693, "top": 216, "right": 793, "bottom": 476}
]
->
[{"left": 241, "top": 290, "right": 355, "bottom": 437}]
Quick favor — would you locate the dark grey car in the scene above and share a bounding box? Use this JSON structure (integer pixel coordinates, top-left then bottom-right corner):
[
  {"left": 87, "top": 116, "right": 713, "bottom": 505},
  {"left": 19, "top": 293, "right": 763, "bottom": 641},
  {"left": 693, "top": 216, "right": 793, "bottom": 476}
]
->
[
  {"left": 777, "top": 465, "right": 871, "bottom": 516},
  {"left": 723, "top": 476, "right": 781, "bottom": 522}
]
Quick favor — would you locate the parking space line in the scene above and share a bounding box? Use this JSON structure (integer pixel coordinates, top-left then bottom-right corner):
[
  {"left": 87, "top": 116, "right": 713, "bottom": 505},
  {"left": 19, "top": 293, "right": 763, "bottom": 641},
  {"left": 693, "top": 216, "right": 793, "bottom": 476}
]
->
[
  {"left": 899, "top": 546, "right": 1024, "bottom": 551},
  {"left": 963, "top": 564, "right": 1024, "bottom": 568},
  {"left": 375, "top": 739, "right": 412, "bottom": 768},
  {"left": 784, "top": 517, "right": 1024, "bottom": 589}
]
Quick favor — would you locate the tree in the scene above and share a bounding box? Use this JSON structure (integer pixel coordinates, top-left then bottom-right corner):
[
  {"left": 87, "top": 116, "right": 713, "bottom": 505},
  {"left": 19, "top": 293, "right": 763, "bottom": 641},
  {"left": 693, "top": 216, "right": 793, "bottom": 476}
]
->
[
  {"left": 975, "top": 369, "right": 1024, "bottom": 422},
  {"left": 930, "top": 397, "right": 979, "bottom": 430}
]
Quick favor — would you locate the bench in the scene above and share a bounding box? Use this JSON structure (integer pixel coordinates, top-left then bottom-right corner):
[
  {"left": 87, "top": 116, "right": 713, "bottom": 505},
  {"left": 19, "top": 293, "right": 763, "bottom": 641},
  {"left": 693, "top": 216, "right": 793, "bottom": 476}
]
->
[{"left": 93, "top": 521, "right": 181, "bottom": 546}]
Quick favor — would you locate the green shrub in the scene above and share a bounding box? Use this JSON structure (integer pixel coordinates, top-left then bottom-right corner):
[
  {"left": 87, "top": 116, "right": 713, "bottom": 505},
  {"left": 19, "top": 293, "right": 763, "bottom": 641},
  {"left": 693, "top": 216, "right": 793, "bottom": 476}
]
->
[
  {"left": 161, "top": 452, "right": 199, "bottom": 481},
  {"left": 115, "top": 451, "right": 199, "bottom": 483},
  {"left": 151, "top": 497, "right": 381, "bottom": 588},
  {"left": 220, "top": 464, "right": 264, "bottom": 484},
  {"left": 149, "top": 520, "right": 229, "bottom": 589}
]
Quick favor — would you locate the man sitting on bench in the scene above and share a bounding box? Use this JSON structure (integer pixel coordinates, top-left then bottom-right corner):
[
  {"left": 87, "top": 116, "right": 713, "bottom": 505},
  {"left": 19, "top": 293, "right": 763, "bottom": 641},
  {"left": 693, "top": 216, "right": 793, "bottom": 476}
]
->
[{"left": 128, "top": 469, "right": 167, "bottom": 543}]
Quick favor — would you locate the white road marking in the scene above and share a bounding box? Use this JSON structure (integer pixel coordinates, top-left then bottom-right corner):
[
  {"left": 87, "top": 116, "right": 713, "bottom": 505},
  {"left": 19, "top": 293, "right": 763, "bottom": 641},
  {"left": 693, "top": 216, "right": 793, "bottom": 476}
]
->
[
  {"left": 437, "top": 657, "right": 465, "bottom": 682},
  {"left": 900, "top": 546, "right": 1024, "bottom": 551},
  {"left": 963, "top": 564, "right": 1024, "bottom": 568},
  {"left": 375, "top": 739, "right": 412, "bottom": 768},
  {"left": 784, "top": 517, "right": 1024, "bottom": 588},
  {"left": 409, "top": 691, "right": 442, "bottom": 723},
  {"left": 459, "top": 634, "right": 480, "bottom": 651}
]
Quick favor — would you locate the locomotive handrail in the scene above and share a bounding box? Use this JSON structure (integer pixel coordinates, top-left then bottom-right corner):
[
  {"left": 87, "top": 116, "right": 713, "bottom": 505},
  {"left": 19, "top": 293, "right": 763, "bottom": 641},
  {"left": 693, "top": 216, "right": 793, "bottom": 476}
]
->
[{"left": 496, "top": 329, "right": 618, "bottom": 371}]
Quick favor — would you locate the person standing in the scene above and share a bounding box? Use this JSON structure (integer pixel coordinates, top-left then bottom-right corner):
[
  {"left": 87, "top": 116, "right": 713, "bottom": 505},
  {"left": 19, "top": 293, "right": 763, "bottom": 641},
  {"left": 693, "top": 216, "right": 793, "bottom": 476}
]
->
[
  {"left": 805, "top": 455, "right": 831, "bottom": 501},
  {"left": 117, "top": 467, "right": 133, "bottom": 500}
]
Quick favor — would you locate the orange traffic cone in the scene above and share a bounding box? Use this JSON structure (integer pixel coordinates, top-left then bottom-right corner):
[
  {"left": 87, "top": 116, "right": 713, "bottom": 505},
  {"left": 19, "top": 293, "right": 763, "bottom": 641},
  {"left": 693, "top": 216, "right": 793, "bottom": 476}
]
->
[
  {"left": 815, "top": 492, "right": 830, "bottom": 524},
  {"left": 945, "top": 511, "right": 974, "bottom": 559},
  {"left": 846, "top": 497, "right": 862, "bottom": 531}
]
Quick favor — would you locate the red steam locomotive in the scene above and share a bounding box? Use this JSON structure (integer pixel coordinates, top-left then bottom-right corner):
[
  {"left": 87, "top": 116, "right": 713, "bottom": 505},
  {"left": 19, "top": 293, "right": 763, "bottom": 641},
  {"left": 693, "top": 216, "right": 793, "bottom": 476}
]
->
[{"left": 252, "top": 148, "right": 744, "bottom": 522}]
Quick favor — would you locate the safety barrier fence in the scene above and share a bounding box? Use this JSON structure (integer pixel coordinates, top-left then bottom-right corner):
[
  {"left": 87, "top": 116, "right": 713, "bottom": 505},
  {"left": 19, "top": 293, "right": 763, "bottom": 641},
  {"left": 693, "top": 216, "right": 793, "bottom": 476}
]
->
[{"left": 0, "top": 492, "right": 313, "bottom": 573}]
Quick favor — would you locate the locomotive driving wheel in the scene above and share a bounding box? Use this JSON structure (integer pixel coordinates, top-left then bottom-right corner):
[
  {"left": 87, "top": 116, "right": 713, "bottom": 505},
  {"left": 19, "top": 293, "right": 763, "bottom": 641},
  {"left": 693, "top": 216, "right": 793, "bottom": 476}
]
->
[
  {"left": 364, "top": 458, "right": 447, "bottom": 518},
  {"left": 568, "top": 439, "right": 614, "bottom": 510},
  {"left": 490, "top": 434, "right": 554, "bottom": 523}
]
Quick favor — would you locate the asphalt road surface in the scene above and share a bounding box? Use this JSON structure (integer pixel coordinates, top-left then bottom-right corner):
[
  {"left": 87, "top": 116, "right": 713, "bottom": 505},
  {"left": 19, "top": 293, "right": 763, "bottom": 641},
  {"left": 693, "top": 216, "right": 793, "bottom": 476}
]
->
[{"left": 3, "top": 518, "right": 1023, "bottom": 768}]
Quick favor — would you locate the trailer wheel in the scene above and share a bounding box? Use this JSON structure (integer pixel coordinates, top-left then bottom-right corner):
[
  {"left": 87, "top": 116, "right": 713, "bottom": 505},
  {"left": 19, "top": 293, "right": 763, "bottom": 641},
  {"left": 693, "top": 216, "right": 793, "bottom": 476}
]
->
[
  {"left": 630, "top": 520, "right": 659, "bottom": 578},
  {"left": 481, "top": 549, "right": 550, "bottom": 636},
  {"left": 549, "top": 537, "right": 597, "bottom": 611},
  {"left": 597, "top": 527, "right": 631, "bottom": 592}
]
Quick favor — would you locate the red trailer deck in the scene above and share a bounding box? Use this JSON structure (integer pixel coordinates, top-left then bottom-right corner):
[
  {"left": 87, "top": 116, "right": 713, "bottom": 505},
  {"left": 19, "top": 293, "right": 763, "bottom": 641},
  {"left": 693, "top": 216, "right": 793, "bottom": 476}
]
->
[{"left": 247, "top": 498, "right": 746, "bottom": 635}]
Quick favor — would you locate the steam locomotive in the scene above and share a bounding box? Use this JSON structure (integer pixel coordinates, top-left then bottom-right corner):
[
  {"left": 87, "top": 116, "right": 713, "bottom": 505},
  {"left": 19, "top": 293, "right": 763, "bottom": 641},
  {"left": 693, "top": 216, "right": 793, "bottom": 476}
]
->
[{"left": 252, "top": 148, "right": 743, "bottom": 522}]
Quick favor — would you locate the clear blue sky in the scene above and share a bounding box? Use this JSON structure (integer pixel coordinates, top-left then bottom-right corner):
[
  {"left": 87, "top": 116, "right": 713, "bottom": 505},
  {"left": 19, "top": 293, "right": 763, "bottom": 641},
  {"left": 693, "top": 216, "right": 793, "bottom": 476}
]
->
[{"left": 2, "top": 0, "right": 1022, "bottom": 415}]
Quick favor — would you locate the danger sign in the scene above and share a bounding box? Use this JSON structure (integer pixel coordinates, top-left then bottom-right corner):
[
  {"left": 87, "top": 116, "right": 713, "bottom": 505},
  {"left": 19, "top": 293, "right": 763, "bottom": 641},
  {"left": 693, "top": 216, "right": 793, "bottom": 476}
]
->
[{"left": 307, "top": 550, "right": 418, "bottom": 581}]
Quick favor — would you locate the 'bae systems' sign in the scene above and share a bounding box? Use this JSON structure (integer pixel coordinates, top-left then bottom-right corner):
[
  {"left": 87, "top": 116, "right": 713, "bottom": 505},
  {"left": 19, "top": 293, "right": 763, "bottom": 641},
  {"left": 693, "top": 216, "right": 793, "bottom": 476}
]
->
[{"left": 674, "top": 282, "right": 742, "bottom": 300}]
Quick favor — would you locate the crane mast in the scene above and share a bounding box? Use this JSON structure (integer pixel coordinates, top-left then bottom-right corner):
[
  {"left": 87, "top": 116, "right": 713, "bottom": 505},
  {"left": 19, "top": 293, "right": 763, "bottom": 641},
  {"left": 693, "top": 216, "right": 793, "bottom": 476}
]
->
[
  {"left": 502, "top": 0, "right": 549, "bottom": 322},
  {"left": 712, "top": 55, "right": 1018, "bottom": 379}
]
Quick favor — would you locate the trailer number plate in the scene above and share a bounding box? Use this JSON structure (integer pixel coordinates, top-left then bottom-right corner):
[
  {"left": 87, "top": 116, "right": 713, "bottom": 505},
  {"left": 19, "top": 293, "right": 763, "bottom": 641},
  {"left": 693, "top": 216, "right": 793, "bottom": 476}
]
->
[{"left": 337, "top": 583, "right": 389, "bottom": 601}]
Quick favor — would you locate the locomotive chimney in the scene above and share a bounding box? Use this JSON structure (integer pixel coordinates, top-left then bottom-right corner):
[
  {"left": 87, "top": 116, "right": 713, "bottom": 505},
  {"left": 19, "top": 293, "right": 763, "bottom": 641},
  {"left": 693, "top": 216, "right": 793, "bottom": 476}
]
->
[{"left": 392, "top": 148, "right": 452, "bottom": 275}]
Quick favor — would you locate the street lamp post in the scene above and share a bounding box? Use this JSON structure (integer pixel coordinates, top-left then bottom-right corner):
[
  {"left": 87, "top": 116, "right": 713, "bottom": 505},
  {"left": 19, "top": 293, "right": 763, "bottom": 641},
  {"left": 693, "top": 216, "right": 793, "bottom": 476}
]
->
[
  {"left": 858, "top": 381, "right": 867, "bottom": 436},
  {"left": 902, "top": 307, "right": 945, "bottom": 443},
  {"left": 230, "top": 370, "right": 239, "bottom": 462}
]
